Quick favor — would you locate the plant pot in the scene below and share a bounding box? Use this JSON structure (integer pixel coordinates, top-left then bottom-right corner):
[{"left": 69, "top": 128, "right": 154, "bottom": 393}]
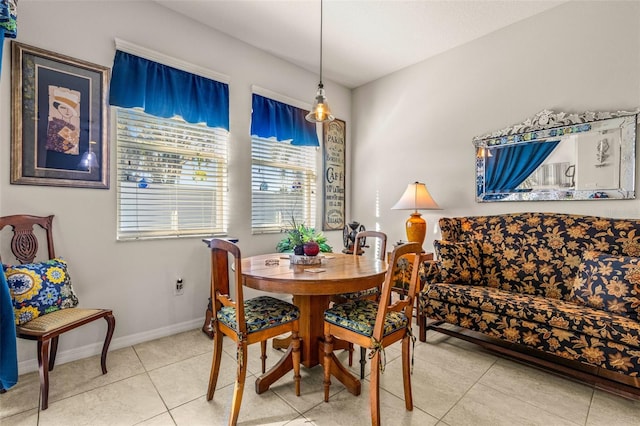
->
[{"left": 303, "top": 241, "right": 320, "bottom": 256}]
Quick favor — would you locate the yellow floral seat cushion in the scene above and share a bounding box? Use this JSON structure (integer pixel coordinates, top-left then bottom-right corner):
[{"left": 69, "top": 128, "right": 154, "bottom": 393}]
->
[
  {"left": 217, "top": 296, "right": 299, "bottom": 334},
  {"left": 324, "top": 299, "right": 408, "bottom": 337}
]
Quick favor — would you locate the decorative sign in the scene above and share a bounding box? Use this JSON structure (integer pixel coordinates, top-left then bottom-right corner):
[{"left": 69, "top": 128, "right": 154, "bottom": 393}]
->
[{"left": 323, "top": 119, "right": 346, "bottom": 231}]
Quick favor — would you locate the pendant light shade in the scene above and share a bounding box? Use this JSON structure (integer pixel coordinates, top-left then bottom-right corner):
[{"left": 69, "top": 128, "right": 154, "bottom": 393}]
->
[{"left": 306, "top": 0, "right": 334, "bottom": 123}]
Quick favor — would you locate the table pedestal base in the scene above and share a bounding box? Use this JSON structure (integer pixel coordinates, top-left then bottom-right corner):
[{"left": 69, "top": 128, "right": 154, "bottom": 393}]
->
[{"left": 255, "top": 338, "right": 361, "bottom": 396}]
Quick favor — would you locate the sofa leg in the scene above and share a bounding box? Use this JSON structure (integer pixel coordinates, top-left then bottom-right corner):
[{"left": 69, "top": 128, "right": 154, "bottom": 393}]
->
[{"left": 419, "top": 314, "right": 426, "bottom": 342}]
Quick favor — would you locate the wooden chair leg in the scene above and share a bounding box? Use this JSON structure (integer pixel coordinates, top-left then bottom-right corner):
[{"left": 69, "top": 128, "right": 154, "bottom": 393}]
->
[
  {"left": 101, "top": 313, "right": 116, "bottom": 374},
  {"left": 48, "top": 336, "right": 59, "bottom": 372},
  {"left": 348, "top": 342, "right": 353, "bottom": 366},
  {"left": 402, "top": 335, "right": 413, "bottom": 411},
  {"left": 323, "top": 334, "right": 334, "bottom": 402},
  {"left": 369, "top": 350, "right": 381, "bottom": 426},
  {"left": 229, "top": 341, "right": 248, "bottom": 426},
  {"left": 360, "top": 346, "right": 366, "bottom": 379},
  {"left": 260, "top": 340, "right": 267, "bottom": 373},
  {"left": 207, "top": 325, "right": 224, "bottom": 401},
  {"left": 292, "top": 332, "right": 301, "bottom": 397},
  {"left": 37, "top": 339, "right": 51, "bottom": 410}
]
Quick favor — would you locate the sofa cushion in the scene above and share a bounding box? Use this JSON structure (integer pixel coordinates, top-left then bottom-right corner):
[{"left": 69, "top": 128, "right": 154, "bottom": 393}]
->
[
  {"left": 571, "top": 251, "right": 640, "bottom": 321},
  {"left": 438, "top": 213, "right": 640, "bottom": 301},
  {"left": 434, "top": 240, "right": 484, "bottom": 285},
  {"left": 421, "top": 282, "right": 640, "bottom": 350},
  {"left": 421, "top": 284, "right": 640, "bottom": 375},
  {"left": 4, "top": 258, "right": 79, "bottom": 325}
]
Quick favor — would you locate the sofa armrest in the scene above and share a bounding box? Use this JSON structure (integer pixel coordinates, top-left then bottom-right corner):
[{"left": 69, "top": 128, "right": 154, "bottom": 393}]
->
[{"left": 419, "top": 259, "right": 440, "bottom": 292}]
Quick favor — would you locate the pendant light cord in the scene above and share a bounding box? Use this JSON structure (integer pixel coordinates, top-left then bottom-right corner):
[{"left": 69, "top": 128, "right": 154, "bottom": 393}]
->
[{"left": 319, "top": 0, "right": 323, "bottom": 86}]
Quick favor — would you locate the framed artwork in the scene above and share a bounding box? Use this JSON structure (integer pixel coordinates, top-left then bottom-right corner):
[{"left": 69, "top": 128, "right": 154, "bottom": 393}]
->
[
  {"left": 11, "top": 41, "right": 110, "bottom": 189},
  {"left": 322, "top": 118, "right": 346, "bottom": 231}
]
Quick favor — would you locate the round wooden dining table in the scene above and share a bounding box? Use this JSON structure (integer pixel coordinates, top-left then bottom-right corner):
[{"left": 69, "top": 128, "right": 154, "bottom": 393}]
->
[{"left": 241, "top": 252, "right": 387, "bottom": 396}]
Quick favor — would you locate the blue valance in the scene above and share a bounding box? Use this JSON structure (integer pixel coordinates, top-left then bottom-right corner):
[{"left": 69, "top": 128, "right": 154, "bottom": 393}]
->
[
  {"left": 485, "top": 140, "right": 560, "bottom": 193},
  {"left": 251, "top": 94, "right": 319, "bottom": 146},
  {"left": 109, "top": 50, "right": 229, "bottom": 130}
]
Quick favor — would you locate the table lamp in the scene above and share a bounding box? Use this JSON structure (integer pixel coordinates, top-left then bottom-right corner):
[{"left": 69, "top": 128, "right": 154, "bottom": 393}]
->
[{"left": 391, "top": 181, "right": 441, "bottom": 247}]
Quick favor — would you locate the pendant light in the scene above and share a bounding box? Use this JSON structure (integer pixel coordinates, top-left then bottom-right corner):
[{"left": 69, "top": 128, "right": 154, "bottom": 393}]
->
[{"left": 306, "top": 0, "right": 334, "bottom": 123}]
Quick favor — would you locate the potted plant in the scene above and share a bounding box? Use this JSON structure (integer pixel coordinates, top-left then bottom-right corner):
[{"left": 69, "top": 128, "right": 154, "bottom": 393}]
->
[{"left": 276, "top": 220, "right": 332, "bottom": 255}]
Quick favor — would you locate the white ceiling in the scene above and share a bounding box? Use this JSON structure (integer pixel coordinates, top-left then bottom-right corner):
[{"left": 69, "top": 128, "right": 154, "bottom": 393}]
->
[{"left": 156, "top": 0, "right": 565, "bottom": 89}]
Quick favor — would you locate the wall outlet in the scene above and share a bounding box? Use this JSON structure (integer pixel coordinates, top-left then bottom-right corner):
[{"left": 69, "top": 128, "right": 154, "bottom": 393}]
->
[{"left": 175, "top": 278, "right": 184, "bottom": 296}]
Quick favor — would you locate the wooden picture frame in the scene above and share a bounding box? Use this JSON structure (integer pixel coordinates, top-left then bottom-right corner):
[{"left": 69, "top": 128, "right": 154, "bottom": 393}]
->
[
  {"left": 322, "top": 118, "right": 346, "bottom": 231},
  {"left": 11, "top": 41, "right": 110, "bottom": 189}
]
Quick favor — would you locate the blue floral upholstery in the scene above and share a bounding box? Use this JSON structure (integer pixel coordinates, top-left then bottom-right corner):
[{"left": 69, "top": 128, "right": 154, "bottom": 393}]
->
[
  {"left": 420, "top": 212, "right": 640, "bottom": 379},
  {"left": 571, "top": 251, "right": 640, "bottom": 321},
  {"left": 434, "top": 240, "right": 484, "bottom": 285},
  {"left": 324, "top": 299, "right": 408, "bottom": 337},
  {"left": 4, "top": 258, "right": 79, "bottom": 325},
  {"left": 217, "top": 296, "right": 300, "bottom": 334}
]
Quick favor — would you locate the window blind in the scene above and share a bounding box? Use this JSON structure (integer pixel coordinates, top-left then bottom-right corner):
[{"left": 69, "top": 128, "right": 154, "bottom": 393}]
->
[
  {"left": 251, "top": 136, "right": 317, "bottom": 233},
  {"left": 116, "top": 108, "right": 229, "bottom": 240}
]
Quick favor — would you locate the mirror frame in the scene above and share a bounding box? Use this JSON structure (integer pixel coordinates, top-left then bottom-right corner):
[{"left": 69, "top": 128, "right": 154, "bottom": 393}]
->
[{"left": 474, "top": 109, "right": 639, "bottom": 202}]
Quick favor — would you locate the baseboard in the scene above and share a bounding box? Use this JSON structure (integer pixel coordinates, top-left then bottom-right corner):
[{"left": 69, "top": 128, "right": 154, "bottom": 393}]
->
[{"left": 18, "top": 317, "right": 204, "bottom": 375}]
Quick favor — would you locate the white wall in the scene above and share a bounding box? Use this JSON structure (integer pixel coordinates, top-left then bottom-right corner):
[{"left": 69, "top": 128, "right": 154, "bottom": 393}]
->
[
  {"left": 351, "top": 1, "right": 640, "bottom": 250},
  {"left": 1, "top": 1, "right": 351, "bottom": 372}
]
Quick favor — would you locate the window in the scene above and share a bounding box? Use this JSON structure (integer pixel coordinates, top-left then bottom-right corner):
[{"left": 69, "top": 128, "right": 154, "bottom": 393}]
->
[
  {"left": 251, "top": 136, "right": 317, "bottom": 233},
  {"left": 116, "top": 108, "right": 229, "bottom": 240},
  {"left": 109, "top": 45, "right": 230, "bottom": 240},
  {"left": 250, "top": 93, "right": 319, "bottom": 234}
]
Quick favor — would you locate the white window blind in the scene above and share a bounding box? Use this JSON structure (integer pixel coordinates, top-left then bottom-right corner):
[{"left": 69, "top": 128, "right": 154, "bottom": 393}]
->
[
  {"left": 116, "top": 107, "right": 229, "bottom": 240},
  {"left": 251, "top": 136, "right": 317, "bottom": 233}
]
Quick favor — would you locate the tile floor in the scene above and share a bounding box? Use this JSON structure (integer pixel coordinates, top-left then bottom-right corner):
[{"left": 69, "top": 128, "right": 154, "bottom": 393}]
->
[{"left": 2, "top": 326, "right": 640, "bottom": 425}]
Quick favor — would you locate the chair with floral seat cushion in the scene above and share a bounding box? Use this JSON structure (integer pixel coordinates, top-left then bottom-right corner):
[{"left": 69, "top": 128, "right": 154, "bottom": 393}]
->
[
  {"left": 0, "top": 214, "right": 115, "bottom": 410},
  {"left": 322, "top": 242, "right": 425, "bottom": 426},
  {"left": 206, "top": 239, "right": 301, "bottom": 425},
  {"left": 331, "top": 231, "right": 387, "bottom": 377}
]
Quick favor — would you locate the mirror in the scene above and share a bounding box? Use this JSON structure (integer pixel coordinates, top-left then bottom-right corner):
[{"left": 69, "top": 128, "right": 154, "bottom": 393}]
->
[{"left": 474, "top": 109, "right": 638, "bottom": 202}]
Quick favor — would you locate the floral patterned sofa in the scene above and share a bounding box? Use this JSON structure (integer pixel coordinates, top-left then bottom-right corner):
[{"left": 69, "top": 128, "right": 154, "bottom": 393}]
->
[{"left": 418, "top": 212, "right": 640, "bottom": 396}]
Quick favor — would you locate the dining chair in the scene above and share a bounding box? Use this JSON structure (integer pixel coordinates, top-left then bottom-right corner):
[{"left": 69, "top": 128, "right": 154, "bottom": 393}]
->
[
  {"left": 322, "top": 242, "right": 424, "bottom": 426},
  {"left": 331, "top": 230, "right": 387, "bottom": 378},
  {"left": 0, "top": 214, "right": 115, "bottom": 410},
  {"left": 206, "top": 239, "right": 301, "bottom": 425}
]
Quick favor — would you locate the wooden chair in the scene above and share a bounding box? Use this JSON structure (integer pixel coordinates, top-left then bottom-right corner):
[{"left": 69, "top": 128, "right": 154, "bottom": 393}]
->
[
  {"left": 322, "top": 243, "right": 424, "bottom": 426},
  {"left": 332, "top": 231, "right": 387, "bottom": 378},
  {"left": 206, "top": 239, "right": 301, "bottom": 425},
  {"left": 0, "top": 214, "right": 115, "bottom": 410}
]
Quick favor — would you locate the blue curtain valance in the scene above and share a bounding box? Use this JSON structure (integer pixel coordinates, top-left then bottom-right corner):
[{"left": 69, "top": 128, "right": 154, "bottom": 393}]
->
[
  {"left": 485, "top": 140, "right": 560, "bottom": 193},
  {"left": 251, "top": 94, "right": 319, "bottom": 146},
  {"left": 109, "top": 50, "right": 229, "bottom": 130}
]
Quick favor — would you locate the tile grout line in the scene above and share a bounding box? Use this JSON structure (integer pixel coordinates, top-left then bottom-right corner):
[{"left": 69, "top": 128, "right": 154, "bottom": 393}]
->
[
  {"left": 584, "top": 387, "right": 596, "bottom": 426},
  {"left": 436, "top": 354, "right": 499, "bottom": 422},
  {"left": 476, "top": 358, "right": 592, "bottom": 426}
]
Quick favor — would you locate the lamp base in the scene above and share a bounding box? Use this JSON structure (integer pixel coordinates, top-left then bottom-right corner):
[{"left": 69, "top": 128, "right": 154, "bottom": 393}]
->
[{"left": 405, "top": 212, "right": 426, "bottom": 247}]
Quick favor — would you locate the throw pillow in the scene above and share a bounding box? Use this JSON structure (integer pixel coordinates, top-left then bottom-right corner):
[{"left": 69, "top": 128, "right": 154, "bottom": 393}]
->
[
  {"left": 4, "top": 258, "right": 79, "bottom": 325},
  {"left": 571, "top": 250, "right": 640, "bottom": 321},
  {"left": 434, "top": 240, "right": 484, "bottom": 285}
]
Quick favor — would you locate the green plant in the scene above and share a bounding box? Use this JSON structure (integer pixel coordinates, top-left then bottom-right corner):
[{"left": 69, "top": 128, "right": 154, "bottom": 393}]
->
[{"left": 276, "top": 221, "right": 332, "bottom": 253}]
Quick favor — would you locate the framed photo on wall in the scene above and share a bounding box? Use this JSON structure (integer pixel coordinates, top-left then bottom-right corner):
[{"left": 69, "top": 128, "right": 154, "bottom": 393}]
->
[
  {"left": 11, "top": 42, "right": 110, "bottom": 189},
  {"left": 322, "top": 118, "right": 346, "bottom": 231}
]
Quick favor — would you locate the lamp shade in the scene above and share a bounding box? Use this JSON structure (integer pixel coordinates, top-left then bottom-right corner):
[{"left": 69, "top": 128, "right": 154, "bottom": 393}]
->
[
  {"left": 392, "top": 181, "right": 441, "bottom": 247},
  {"left": 391, "top": 182, "right": 441, "bottom": 212}
]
